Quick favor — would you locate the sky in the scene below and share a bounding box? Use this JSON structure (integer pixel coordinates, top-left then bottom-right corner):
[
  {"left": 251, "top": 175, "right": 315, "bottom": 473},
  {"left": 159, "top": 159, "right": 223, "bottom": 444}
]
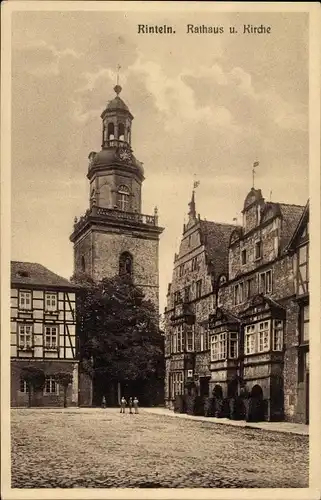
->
[{"left": 11, "top": 9, "right": 309, "bottom": 313}]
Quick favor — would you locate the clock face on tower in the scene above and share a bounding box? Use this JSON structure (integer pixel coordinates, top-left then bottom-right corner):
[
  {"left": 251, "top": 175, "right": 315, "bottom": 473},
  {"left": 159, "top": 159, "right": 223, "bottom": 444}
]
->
[{"left": 117, "top": 148, "right": 132, "bottom": 162}]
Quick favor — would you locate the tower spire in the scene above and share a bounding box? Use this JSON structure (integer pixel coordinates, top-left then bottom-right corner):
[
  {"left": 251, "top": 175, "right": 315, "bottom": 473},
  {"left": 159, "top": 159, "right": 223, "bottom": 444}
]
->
[{"left": 188, "top": 190, "right": 196, "bottom": 219}]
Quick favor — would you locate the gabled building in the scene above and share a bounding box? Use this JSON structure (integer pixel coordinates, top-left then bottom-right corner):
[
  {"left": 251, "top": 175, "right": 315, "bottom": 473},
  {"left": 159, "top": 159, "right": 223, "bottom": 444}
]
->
[
  {"left": 285, "top": 200, "right": 309, "bottom": 423},
  {"left": 164, "top": 191, "right": 238, "bottom": 408},
  {"left": 209, "top": 188, "right": 306, "bottom": 422},
  {"left": 11, "top": 261, "right": 80, "bottom": 407}
]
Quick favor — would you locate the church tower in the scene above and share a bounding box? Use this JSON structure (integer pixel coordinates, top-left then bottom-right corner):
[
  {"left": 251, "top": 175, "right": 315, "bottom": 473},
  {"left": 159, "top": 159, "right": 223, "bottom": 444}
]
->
[{"left": 70, "top": 83, "right": 164, "bottom": 313}]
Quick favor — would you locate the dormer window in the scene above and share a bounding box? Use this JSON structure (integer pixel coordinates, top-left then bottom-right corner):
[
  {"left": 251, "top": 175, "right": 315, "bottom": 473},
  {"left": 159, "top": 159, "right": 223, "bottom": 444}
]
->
[
  {"left": 117, "top": 185, "right": 130, "bottom": 211},
  {"left": 17, "top": 271, "right": 30, "bottom": 278}
]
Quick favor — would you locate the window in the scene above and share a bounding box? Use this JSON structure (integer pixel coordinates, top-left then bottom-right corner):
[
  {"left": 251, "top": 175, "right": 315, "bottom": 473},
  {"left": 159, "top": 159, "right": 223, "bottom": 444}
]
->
[
  {"left": 174, "top": 291, "right": 182, "bottom": 305},
  {"left": 178, "top": 264, "right": 185, "bottom": 277},
  {"left": 246, "top": 277, "right": 255, "bottom": 298},
  {"left": 118, "top": 123, "right": 125, "bottom": 141},
  {"left": 81, "top": 256, "right": 86, "bottom": 273},
  {"left": 117, "top": 185, "right": 130, "bottom": 211},
  {"left": 258, "top": 321, "right": 270, "bottom": 352},
  {"left": 19, "top": 291, "right": 32, "bottom": 310},
  {"left": 229, "top": 332, "right": 238, "bottom": 358},
  {"left": 234, "top": 282, "right": 244, "bottom": 305},
  {"left": 172, "top": 330, "right": 178, "bottom": 353},
  {"left": 177, "top": 325, "right": 184, "bottom": 352},
  {"left": 245, "top": 324, "right": 256, "bottom": 355},
  {"left": 241, "top": 249, "right": 247, "bottom": 265},
  {"left": 45, "top": 326, "right": 58, "bottom": 349},
  {"left": 255, "top": 240, "right": 262, "bottom": 260},
  {"left": 119, "top": 252, "right": 133, "bottom": 276},
  {"left": 45, "top": 293, "right": 57, "bottom": 312},
  {"left": 259, "top": 270, "right": 272, "bottom": 294},
  {"left": 272, "top": 320, "right": 283, "bottom": 351},
  {"left": 107, "top": 122, "right": 115, "bottom": 140},
  {"left": 184, "top": 286, "right": 191, "bottom": 303},
  {"left": 200, "top": 327, "right": 209, "bottom": 351},
  {"left": 18, "top": 324, "right": 32, "bottom": 349},
  {"left": 188, "top": 235, "right": 192, "bottom": 247},
  {"left": 300, "top": 304, "right": 309, "bottom": 343},
  {"left": 245, "top": 321, "right": 272, "bottom": 354},
  {"left": 191, "top": 256, "right": 198, "bottom": 271},
  {"left": 170, "top": 372, "right": 183, "bottom": 397},
  {"left": 210, "top": 333, "right": 227, "bottom": 361},
  {"left": 186, "top": 326, "right": 195, "bottom": 352},
  {"left": 20, "top": 379, "right": 29, "bottom": 393},
  {"left": 44, "top": 376, "right": 58, "bottom": 395},
  {"left": 195, "top": 280, "right": 202, "bottom": 299}
]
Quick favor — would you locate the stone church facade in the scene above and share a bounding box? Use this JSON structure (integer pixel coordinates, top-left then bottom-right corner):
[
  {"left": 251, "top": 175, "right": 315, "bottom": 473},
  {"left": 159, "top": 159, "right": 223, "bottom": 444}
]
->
[
  {"left": 70, "top": 84, "right": 164, "bottom": 405},
  {"left": 165, "top": 188, "right": 309, "bottom": 424}
]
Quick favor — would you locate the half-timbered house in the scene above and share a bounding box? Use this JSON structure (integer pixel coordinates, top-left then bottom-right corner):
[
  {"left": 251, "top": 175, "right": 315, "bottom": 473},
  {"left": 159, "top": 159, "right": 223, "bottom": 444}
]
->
[
  {"left": 11, "top": 261, "right": 80, "bottom": 407},
  {"left": 285, "top": 200, "right": 309, "bottom": 423}
]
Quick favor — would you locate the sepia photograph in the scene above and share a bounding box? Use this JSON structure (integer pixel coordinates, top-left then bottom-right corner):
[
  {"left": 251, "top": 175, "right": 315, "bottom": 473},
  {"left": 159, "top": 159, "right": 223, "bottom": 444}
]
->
[{"left": 1, "top": 1, "right": 320, "bottom": 498}]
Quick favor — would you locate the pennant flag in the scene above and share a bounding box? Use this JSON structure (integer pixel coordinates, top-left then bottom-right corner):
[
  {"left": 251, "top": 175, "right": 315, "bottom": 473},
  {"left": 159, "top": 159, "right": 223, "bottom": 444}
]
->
[
  {"left": 193, "top": 180, "right": 200, "bottom": 189},
  {"left": 253, "top": 161, "right": 259, "bottom": 168}
]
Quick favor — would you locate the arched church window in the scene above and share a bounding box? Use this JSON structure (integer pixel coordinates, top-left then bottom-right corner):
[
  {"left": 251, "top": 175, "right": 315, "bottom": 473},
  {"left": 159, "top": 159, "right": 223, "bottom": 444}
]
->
[
  {"left": 81, "top": 256, "right": 86, "bottom": 273},
  {"left": 118, "top": 123, "right": 125, "bottom": 141},
  {"left": 117, "top": 185, "right": 130, "bottom": 212},
  {"left": 103, "top": 125, "right": 108, "bottom": 142},
  {"left": 119, "top": 252, "right": 133, "bottom": 277},
  {"left": 108, "top": 122, "right": 115, "bottom": 140}
]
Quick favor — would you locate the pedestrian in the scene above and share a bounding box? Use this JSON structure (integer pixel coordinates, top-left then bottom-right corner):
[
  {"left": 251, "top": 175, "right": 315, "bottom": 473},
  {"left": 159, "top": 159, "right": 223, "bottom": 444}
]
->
[
  {"left": 120, "top": 396, "right": 126, "bottom": 413},
  {"left": 133, "top": 396, "right": 139, "bottom": 414},
  {"left": 128, "top": 397, "right": 133, "bottom": 414}
]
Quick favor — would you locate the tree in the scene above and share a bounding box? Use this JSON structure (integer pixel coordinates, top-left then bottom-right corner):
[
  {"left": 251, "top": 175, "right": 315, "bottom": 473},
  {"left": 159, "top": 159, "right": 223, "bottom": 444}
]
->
[
  {"left": 21, "top": 366, "right": 45, "bottom": 408},
  {"left": 71, "top": 273, "right": 164, "bottom": 404},
  {"left": 54, "top": 372, "right": 73, "bottom": 408}
]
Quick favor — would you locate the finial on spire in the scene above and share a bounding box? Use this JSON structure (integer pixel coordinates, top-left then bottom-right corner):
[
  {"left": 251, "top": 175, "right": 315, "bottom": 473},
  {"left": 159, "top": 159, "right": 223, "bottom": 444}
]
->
[{"left": 114, "top": 64, "right": 122, "bottom": 95}]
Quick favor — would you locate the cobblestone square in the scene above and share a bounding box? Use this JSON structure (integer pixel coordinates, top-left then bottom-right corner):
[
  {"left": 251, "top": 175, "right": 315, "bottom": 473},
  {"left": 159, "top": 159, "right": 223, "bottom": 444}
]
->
[{"left": 11, "top": 408, "right": 308, "bottom": 488}]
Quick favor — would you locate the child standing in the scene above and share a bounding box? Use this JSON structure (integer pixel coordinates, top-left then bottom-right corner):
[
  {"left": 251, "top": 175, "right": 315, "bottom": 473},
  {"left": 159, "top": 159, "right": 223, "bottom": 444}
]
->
[
  {"left": 128, "top": 397, "right": 133, "bottom": 414},
  {"left": 120, "top": 396, "right": 127, "bottom": 413},
  {"left": 133, "top": 396, "right": 139, "bottom": 414}
]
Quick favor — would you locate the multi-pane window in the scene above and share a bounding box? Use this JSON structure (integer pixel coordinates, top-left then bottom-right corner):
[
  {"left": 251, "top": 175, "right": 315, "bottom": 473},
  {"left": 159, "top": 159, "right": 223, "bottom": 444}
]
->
[
  {"left": 259, "top": 270, "right": 272, "bottom": 294},
  {"left": 300, "top": 304, "right": 309, "bottom": 343},
  {"left": 186, "top": 326, "right": 195, "bottom": 352},
  {"left": 45, "top": 293, "right": 57, "bottom": 311},
  {"left": 172, "top": 329, "right": 178, "bottom": 353},
  {"left": 45, "top": 326, "right": 58, "bottom": 349},
  {"left": 184, "top": 286, "right": 191, "bottom": 303},
  {"left": 245, "top": 324, "right": 256, "bottom": 354},
  {"left": 44, "top": 376, "right": 58, "bottom": 395},
  {"left": 195, "top": 280, "right": 202, "bottom": 299},
  {"left": 255, "top": 240, "right": 262, "bottom": 260},
  {"left": 272, "top": 320, "right": 283, "bottom": 351},
  {"left": 210, "top": 333, "right": 227, "bottom": 361},
  {"left": 177, "top": 325, "right": 184, "bottom": 353},
  {"left": 173, "top": 291, "right": 182, "bottom": 305},
  {"left": 117, "top": 185, "right": 130, "bottom": 211},
  {"left": 18, "top": 324, "right": 32, "bottom": 349},
  {"left": 245, "top": 320, "right": 274, "bottom": 354},
  {"left": 234, "top": 282, "right": 244, "bottom": 305},
  {"left": 170, "top": 372, "right": 183, "bottom": 397},
  {"left": 19, "top": 291, "right": 32, "bottom": 310},
  {"left": 178, "top": 264, "right": 185, "bottom": 277},
  {"left": 241, "top": 249, "right": 247, "bottom": 265},
  {"left": 20, "top": 379, "right": 29, "bottom": 393},
  {"left": 258, "top": 321, "right": 270, "bottom": 352},
  {"left": 298, "top": 244, "right": 309, "bottom": 295},
  {"left": 229, "top": 332, "right": 238, "bottom": 358}
]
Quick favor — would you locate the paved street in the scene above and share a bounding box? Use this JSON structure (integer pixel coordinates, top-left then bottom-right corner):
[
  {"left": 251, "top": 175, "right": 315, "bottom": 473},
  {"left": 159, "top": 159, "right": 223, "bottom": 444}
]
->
[{"left": 11, "top": 408, "right": 308, "bottom": 488}]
